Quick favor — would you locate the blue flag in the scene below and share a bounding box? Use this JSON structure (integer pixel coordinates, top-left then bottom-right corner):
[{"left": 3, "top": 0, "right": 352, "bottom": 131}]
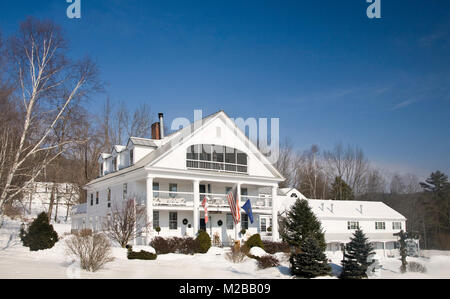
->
[{"left": 241, "top": 199, "right": 254, "bottom": 224}]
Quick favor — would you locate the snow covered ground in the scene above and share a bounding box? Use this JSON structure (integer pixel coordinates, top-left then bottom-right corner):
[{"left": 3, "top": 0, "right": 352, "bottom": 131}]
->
[{"left": 1, "top": 217, "right": 449, "bottom": 279}]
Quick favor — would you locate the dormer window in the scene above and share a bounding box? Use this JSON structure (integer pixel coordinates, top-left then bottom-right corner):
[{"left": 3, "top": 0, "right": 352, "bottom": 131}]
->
[
  {"left": 130, "top": 150, "right": 134, "bottom": 165},
  {"left": 112, "top": 157, "right": 117, "bottom": 171},
  {"left": 100, "top": 163, "right": 104, "bottom": 176}
]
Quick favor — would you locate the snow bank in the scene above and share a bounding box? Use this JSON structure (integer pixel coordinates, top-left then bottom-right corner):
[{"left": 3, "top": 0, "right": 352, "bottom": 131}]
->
[
  {"left": 206, "top": 246, "right": 224, "bottom": 256},
  {"left": 131, "top": 245, "right": 156, "bottom": 254},
  {"left": 249, "top": 246, "right": 267, "bottom": 258}
]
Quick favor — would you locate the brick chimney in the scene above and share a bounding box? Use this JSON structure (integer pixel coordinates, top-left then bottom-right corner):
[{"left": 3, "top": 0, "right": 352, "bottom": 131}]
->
[{"left": 151, "top": 122, "right": 161, "bottom": 140}]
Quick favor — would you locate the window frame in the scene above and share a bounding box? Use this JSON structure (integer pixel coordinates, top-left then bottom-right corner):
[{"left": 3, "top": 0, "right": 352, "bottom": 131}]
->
[
  {"left": 375, "top": 222, "right": 386, "bottom": 230},
  {"left": 347, "top": 221, "right": 359, "bottom": 230},
  {"left": 153, "top": 211, "right": 159, "bottom": 229},
  {"left": 169, "top": 212, "right": 178, "bottom": 230},
  {"left": 392, "top": 222, "right": 402, "bottom": 230},
  {"left": 226, "top": 213, "right": 234, "bottom": 229}
]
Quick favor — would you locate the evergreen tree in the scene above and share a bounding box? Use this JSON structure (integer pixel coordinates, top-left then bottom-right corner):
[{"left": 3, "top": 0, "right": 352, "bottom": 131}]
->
[
  {"left": 289, "top": 237, "right": 331, "bottom": 278},
  {"left": 420, "top": 171, "right": 450, "bottom": 248},
  {"left": 280, "top": 199, "right": 326, "bottom": 250},
  {"left": 340, "top": 229, "right": 374, "bottom": 279},
  {"left": 23, "top": 212, "right": 59, "bottom": 251},
  {"left": 330, "top": 176, "right": 355, "bottom": 201}
]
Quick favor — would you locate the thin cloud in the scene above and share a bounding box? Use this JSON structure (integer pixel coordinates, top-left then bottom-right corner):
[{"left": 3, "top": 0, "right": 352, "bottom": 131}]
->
[{"left": 392, "top": 99, "right": 416, "bottom": 110}]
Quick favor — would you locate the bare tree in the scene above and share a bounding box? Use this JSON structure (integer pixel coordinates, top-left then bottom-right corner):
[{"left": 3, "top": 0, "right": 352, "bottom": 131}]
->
[
  {"left": 274, "top": 139, "right": 294, "bottom": 188},
  {"left": 323, "top": 143, "right": 370, "bottom": 196},
  {"left": 0, "top": 18, "right": 100, "bottom": 215},
  {"left": 103, "top": 198, "right": 151, "bottom": 247}
]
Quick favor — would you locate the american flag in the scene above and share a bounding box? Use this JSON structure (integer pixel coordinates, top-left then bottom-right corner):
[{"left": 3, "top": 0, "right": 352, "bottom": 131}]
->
[
  {"left": 227, "top": 185, "right": 240, "bottom": 224},
  {"left": 202, "top": 196, "right": 209, "bottom": 223}
]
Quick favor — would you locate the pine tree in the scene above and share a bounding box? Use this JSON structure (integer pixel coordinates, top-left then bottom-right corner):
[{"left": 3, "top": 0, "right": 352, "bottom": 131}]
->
[
  {"left": 330, "top": 176, "right": 355, "bottom": 201},
  {"left": 340, "top": 229, "right": 374, "bottom": 279},
  {"left": 280, "top": 199, "right": 326, "bottom": 250},
  {"left": 420, "top": 171, "right": 450, "bottom": 248},
  {"left": 289, "top": 237, "right": 331, "bottom": 278},
  {"left": 23, "top": 212, "right": 59, "bottom": 251}
]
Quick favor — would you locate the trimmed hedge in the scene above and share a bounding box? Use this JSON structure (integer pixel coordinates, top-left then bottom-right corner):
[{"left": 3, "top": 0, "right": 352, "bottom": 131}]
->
[
  {"left": 195, "top": 230, "right": 211, "bottom": 254},
  {"left": 150, "top": 236, "right": 201, "bottom": 255},
  {"left": 245, "top": 234, "right": 264, "bottom": 250}
]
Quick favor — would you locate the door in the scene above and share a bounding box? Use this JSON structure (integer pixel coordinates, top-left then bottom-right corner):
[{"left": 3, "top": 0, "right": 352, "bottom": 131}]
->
[{"left": 200, "top": 218, "right": 206, "bottom": 231}]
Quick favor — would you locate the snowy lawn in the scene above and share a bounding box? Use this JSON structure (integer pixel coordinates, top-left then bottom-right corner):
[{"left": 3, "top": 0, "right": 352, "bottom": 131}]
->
[{"left": 1, "top": 218, "right": 449, "bottom": 279}]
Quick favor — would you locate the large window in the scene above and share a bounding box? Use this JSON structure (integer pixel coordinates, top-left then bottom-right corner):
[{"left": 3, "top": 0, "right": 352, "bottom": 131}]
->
[
  {"left": 169, "top": 183, "right": 177, "bottom": 198},
  {"left": 153, "top": 182, "right": 160, "bottom": 198},
  {"left": 169, "top": 212, "right": 177, "bottom": 230},
  {"left": 375, "top": 222, "right": 386, "bottom": 230},
  {"left": 392, "top": 222, "right": 402, "bottom": 230},
  {"left": 153, "top": 211, "right": 159, "bottom": 229},
  {"left": 226, "top": 213, "right": 234, "bottom": 229},
  {"left": 242, "top": 214, "right": 249, "bottom": 230},
  {"left": 186, "top": 144, "right": 248, "bottom": 173}
]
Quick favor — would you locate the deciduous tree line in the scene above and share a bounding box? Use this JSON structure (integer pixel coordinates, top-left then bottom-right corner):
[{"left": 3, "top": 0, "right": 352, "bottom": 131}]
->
[
  {"left": 0, "top": 18, "right": 153, "bottom": 221},
  {"left": 275, "top": 141, "right": 450, "bottom": 249}
]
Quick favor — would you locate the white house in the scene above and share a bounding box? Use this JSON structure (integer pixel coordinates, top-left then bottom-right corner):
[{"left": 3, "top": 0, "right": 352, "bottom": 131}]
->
[
  {"left": 71, "top": 110, "right": 408, "bottom": 253},
  {"left": 279, "top": 194, "right": 407, "bottom": 257},
  {"left": 72, "top": 111, "right": 285, "bottom": 245}
]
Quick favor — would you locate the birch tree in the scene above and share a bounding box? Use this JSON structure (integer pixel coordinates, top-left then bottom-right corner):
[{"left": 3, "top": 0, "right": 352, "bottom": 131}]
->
[{"left": 0, "top": 18, "right": 100, "bottom": 216}]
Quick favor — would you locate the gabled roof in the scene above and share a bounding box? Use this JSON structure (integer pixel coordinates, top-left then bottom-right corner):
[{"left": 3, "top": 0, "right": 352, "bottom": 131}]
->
[
  {"left": 279, "top": 198, "right": 406, "bottom": 221},
  {"left": 86, "top": 110, "right": 284, "bottom": 186}
]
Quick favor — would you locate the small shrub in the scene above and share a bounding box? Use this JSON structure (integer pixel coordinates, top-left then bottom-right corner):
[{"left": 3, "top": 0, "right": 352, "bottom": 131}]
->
[
  {"left": 212, "top": 232, "right": 221, "bottom": 247},
  {"left": 262, "top": 241, "right": 290, "bottom": 254},
  {"left": 126, "top": 245, "right": 157, "bottom": 260},
  {"left": 150, "top": 236, "right": 200, "bottom": 255},
  {"left": 196, "top": 230, "right": 211, "bottom": 254},
  {"left": 257, "top": 255, "right": 280, "bottom": 269},
  {"left": 225, "top": 246, "right": 247, "bottom": 263},
  {"left": 245, "top": 234, "right": 264, "bottom": 250},
  {"left": 22, "top": 212, "right": 58, "bottom": 251},
  {"left": 155, "top": 226, "right": 161, "bottom": 235},
  {"left": 150, "top": 236, "right": 171, "bottom": 254},
  {"left": 169, "top": 237, "right": 198, "bottom": 255},
  {"left": 66, "top": 230, "right": 114, "bottom": 272},
  {"left": 240, "top": 229, "right": 247, "bottom": 235},
  {"left": 407, "top": 262, "right": 427, "bottom": 273}
]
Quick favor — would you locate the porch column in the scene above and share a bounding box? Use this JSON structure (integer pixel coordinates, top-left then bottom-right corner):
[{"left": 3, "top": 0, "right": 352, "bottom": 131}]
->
[
  {"left": 193, "top": 180, "right": 200, "bottom": 235},
  {"left": 146, "top": 175, "right": 154, "bottom": 239},
  {"left": 271, "top": 185, "right": 279, "bottom": 241},
  {"left": 235, "top": 182, "right": 242, "bottom": 241}
]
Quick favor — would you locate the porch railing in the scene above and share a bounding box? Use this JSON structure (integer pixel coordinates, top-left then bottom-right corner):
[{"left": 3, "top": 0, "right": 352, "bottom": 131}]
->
[
  {"left": 200, "top": 193, "right": 272, "bottom": 209},
  {"left": 150, "top": 190, "right": 272, "bottom": 209},
  {"left": 153, "top": 190, "right": 195, "bottom": 207}
]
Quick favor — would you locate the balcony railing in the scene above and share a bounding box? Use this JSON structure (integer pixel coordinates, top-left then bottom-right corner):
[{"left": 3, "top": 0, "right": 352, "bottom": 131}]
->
[
  {"left": 186, "top": 159, "right": 248, "bottom": 174},
  {"left": 153, "top": 190, "right": 195, "bottom": 207}
]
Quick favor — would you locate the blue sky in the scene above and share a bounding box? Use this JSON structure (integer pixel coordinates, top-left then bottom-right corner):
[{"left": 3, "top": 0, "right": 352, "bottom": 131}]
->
[{"left": 1, "top": 0, "right": 449, "bottom": 179}]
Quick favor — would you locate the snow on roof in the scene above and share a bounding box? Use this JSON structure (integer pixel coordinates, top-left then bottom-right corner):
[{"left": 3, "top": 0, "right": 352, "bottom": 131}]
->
[
  {"left": 128, "top": 137, "right": 159, "bottom": 148},
  {"left": 280, "top": 198, "right": 406, "bottom": 221},
  {"left": 113, "top": 145, "right": 126, "bottom": 153}
]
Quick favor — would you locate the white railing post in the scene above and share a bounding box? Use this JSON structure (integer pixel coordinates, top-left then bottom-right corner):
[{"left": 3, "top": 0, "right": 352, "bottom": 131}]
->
[
  {"left": 193, "top": 180, "right": 200, "bottom": 236},
  {"left": 146, "top": 175, "right": 154, "bottom": 241},
  {"left": 271, "top": 185, "right": 279, "bottom": 241}
]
